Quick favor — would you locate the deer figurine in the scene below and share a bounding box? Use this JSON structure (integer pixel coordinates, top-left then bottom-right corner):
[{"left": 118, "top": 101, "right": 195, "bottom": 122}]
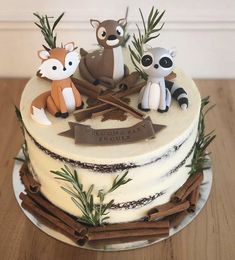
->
[{"left": 79, "top": 18, "right": 129, "bottom": 88}]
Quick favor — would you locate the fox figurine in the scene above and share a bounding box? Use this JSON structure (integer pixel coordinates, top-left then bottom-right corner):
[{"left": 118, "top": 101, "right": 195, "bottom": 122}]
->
[{"left": 31, "top": 42, "right": 83, "bottom": 125}]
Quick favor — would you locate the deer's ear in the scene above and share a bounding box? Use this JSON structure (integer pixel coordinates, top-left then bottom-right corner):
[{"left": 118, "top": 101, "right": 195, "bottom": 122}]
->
[
  {"left": 118, "top": 18, "right": 127, "bottom": 27},
  {"left": 38, "top": 50, "right": 50, "bottom": 60},
  {"left": 64, "top": 42, "right": 75, "bottom": 52},
  {"left": 90, "top": 19, "right": 100, "bottom": 29}
]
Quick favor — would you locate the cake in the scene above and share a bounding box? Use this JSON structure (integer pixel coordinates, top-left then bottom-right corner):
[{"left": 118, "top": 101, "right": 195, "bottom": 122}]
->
[{"left": 16, "top": 9, "right": 214, "bottom": 245}]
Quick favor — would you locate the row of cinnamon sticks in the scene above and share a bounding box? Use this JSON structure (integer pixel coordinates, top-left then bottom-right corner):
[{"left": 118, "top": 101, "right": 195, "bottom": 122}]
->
[
  {"left": 19, "top": 163, "right": 203, "bottom": 246},
  {"left": 147, "top": 172, "right": 203, "bottom": 221}
]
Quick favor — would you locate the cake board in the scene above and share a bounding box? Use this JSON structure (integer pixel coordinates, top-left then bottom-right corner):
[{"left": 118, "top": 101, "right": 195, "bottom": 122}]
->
[{"left": 12, "top": 150, "right": 213, "bottom": 252}]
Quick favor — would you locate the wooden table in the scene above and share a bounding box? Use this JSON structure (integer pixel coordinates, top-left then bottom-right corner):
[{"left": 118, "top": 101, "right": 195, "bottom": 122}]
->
[{"left": 0, "top": 79, "right": 234, "bottom": 260}]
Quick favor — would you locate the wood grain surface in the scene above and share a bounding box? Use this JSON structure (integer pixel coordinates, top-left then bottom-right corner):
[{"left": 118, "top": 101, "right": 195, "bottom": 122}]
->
[{"left": 0, "top": 79, "right": 234, "bottom": 260}]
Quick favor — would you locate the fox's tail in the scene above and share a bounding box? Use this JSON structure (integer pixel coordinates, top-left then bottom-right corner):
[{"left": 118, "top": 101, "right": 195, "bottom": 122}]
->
[{"left": 31, "top": 91, "right": 51, "bottom": 125}]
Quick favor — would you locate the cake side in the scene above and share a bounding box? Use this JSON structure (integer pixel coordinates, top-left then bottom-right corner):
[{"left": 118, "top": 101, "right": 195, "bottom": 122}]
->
[{"left": 20, "top": 66, "right": 200, "bottom": 223}]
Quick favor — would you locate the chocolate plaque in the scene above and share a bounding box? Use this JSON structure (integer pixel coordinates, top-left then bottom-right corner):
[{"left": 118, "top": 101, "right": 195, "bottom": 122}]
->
[{"left": 59, "top": 117, "right": 166, "bottom": 146}]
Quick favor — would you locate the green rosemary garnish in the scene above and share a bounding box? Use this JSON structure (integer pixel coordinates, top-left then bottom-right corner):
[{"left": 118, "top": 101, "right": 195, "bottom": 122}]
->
[
  {"left": 33, "top": 12, "right": 65, "bottom": 50},
  {"left": 51, "top": 165, "right": 132, "bottom": 226},
  {"left": 187, "top": 97, "right": 216, "bottom": 174},
  {"left": 14, "top": 106, "right": 30, "bottom": 163},
  {"left": 129, "top": 7, "right": 165, "bottom": 80}
]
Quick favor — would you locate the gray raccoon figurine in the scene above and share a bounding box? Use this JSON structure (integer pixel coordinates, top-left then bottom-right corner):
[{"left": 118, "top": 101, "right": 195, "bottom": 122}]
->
[{"left": 138, "top": 47, "right": 188, "bottom": 113}]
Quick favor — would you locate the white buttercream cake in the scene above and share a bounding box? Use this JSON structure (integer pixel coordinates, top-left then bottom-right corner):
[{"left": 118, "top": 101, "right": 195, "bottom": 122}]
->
[{"left": 20, "top": 51, "right": 201, "bottom": 223}]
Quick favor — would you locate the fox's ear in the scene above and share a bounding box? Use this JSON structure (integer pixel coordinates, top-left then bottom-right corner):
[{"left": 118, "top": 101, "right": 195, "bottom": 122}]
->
[
  {"left": 118, "top": 18, "right": 127, "bottom": 27},
  {"left": 90, "top": 19, "right": 100, "bottom": 29},
  {"left": 64, "top": 42, "right": 75, "bottom": 52},
  {"left": 38, "top": 50, "right": 50, "bottom": 60}
]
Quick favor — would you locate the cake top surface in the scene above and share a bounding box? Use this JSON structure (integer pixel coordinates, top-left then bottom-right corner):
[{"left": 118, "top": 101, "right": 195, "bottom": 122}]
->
[{"left": 20, "top": 55, "right": 201, "bottom": 164}]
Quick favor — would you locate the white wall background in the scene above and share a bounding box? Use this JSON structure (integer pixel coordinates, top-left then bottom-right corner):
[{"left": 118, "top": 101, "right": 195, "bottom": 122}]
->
[{"left": 0, "top": 0, "right": 234, "bottom": 78}]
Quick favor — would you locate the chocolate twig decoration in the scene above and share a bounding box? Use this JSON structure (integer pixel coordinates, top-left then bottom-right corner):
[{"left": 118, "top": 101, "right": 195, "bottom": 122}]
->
[{"left": 98, "top": 94, "right": 144, "bottom": 119}]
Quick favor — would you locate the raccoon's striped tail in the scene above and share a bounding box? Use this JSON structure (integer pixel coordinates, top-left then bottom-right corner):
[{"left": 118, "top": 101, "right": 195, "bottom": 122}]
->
[
  {"left": 31, "top": 91, "right": 52, "bottom": 125},
  {"left": 167, "top": 83, "right": 188, "bottom": 110}
]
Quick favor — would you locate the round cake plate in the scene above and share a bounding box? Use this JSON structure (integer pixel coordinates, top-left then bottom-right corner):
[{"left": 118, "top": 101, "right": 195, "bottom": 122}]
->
[{"left": 12, "top": 151, "right": 213, "bottom": 252}]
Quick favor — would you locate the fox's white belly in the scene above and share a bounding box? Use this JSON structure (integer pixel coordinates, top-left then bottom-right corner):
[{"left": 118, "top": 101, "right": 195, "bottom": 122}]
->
[{"left": 62, "top": 87, "right": 75, "bottom": 113}]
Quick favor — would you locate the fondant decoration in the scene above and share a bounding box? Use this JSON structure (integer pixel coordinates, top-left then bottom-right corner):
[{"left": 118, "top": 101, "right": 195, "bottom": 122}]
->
[
  {"left": 79, "top": 18, "right": 129, "bottom": 88},
  {"left": 59, "top": 117, "right": 166, "bottom": 145},
  {"left": 138, "top": 47, "right": 188, "bottom": 112},
  {"left": 98, "top": 94, "right": 144, "bottom": 119},
  {"left": 31, "top": 42, "right": 82, "bottom": 125},
  {"left": 73, "top": 81, "right": 146, "bottom": 122}
]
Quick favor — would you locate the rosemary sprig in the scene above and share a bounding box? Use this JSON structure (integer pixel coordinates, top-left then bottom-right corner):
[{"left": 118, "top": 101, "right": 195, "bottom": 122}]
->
[
  {"left": 51, "top": 166, "right": 132, "bottom": 226},
  {"left": 33, "top": 12, "right": 65, "bottom": 49},
  {"left": 129, "top": 7, "right": 165, "bottom": 80},
  {"left": 14, "top": 106, "right": 30, "bottom": 163},
  {"left": 187, "top": 97, "right": 216, "bottom": 174}
]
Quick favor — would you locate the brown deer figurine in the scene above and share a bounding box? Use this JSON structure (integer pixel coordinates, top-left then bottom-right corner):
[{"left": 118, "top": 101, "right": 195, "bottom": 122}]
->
[{"left": 79, "top": 18, "right": 129, "bottom": 88}]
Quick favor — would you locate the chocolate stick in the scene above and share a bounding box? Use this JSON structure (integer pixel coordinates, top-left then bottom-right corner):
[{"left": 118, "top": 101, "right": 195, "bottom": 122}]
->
[
  {"left": 88, "top": 220, "right": 169, "bottom": 233},
  {"left": 88, "top": 228, "right": 169, "bottom": 241},
  {"left": 172, "top": 172, "right": 203, "bottom": 202},
  {"left": 118, "top": 72, "right": 140, "bottom": 90},
  {"left": 74, "top": 103, "right": 112, "bottom": 122},
  {"left": 98, "top": 94, "right": 144, "bottom": 119},
  {"left": 71, "top": 77, "right": 103, "bottom": 94},
  {"left": 20, "top": 193, "right": 88, "bottom": 245},
  {"left": 19, "top": 163, "right": 40, "bottom": 193},
  {"left": 148, "top": 201, "right": 190, "bottom": 221},
  {"left": 26, "top": 192, "right": 87, "bottom": 235}
]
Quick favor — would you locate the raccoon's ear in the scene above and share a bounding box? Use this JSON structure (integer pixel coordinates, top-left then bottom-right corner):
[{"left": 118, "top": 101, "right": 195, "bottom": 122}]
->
[
  {"left": 169, "top": 49, "right": 177, "bottom": 58},
  {"left": 38, "top": 50, "right": 50, "bottom": 60},
  {"left": 64, "top": 42, "right": 75, "bottom": 52},
  {"left": 118, "top": 18, "right": 127, "bottom": 27},
  {"left": 90, "top": 19, "right": 100, "bottom": 29}
]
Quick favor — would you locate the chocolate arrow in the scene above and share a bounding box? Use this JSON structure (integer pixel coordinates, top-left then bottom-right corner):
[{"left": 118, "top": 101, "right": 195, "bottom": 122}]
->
[{"left": 59, "top": 117, "right": 166, "bottom": 146}]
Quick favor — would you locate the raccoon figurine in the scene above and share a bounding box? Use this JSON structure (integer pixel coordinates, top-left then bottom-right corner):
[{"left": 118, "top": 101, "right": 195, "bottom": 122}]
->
[{"left": 138, "top": 47, "right": 188, "bottom": 113}]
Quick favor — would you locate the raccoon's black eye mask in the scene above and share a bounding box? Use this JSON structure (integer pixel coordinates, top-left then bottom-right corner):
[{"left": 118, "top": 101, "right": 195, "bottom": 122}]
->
[
  {"left": 141, "top": 55, "right": 153, "bottom": 67},
  {"left": 159, "top": 57, "right": 173, "bottom": 68}
]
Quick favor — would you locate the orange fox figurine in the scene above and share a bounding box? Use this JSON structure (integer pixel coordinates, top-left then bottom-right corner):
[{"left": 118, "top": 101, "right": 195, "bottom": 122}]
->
[{"left": 31, "top": 42, "right": 82, "bottom": 125}]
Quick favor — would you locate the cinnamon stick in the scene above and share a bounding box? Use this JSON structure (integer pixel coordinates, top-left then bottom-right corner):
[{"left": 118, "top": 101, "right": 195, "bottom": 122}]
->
[
  {"left": 89, "top": 233, "right": 166, "bottom": 246},
  {"left": 20, "top": 193, "right": 88, "bottom": 245},
  {"left": 171, "top": 172, "right": 203, "bottom": 203},
  {"left": 19, "top": 163, "right": 40, "bottom": 193},
  {"left": 26, "top": 192, "right": 87, "bottom": 235},
  {"left": 148, "top": 201, "right": 190, "bottom": 221},
  {"left": 167, "top": 210, "right": 188, "bottom": 228},
  {"left": 88, "top": 228, "right": 169, "bottom": 241},
  {"left": 188, "top": 186, "right": 200, "bottom": 212},
  {"left": 88, "top": 220, "right": 169, "bottom": 233}
]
